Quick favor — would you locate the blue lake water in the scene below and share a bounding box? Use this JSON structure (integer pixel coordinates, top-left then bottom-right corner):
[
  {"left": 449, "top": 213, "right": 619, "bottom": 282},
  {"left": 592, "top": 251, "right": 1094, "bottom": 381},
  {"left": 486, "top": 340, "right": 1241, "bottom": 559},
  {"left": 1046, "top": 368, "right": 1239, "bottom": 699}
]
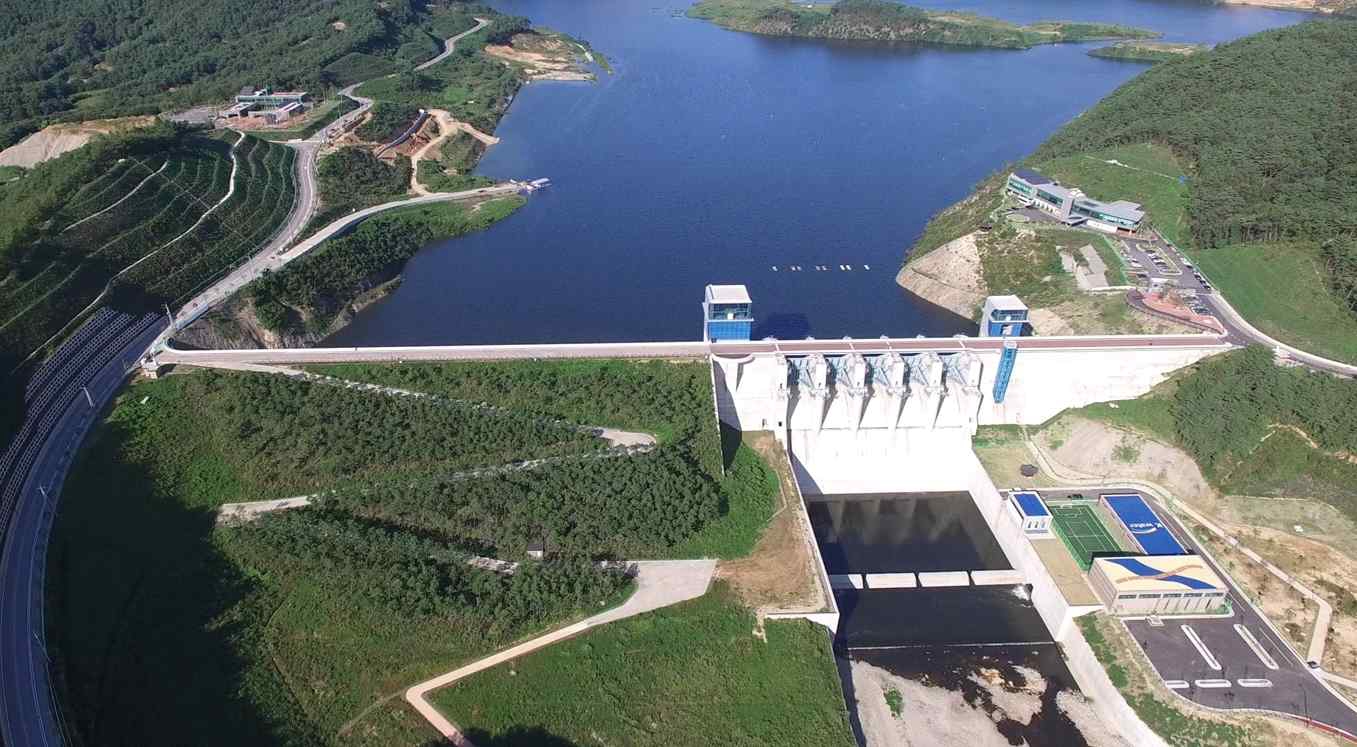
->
[{"left": 329, "top": 0, "right": 1303, "bottom": 346}]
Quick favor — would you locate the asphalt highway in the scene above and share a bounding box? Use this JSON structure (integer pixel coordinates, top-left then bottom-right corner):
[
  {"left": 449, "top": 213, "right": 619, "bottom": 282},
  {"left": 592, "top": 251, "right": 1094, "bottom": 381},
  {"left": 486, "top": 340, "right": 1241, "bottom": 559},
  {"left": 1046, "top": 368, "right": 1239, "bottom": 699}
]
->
[{"left": 0, "top": 315, "right": 166, "bottom": 747}]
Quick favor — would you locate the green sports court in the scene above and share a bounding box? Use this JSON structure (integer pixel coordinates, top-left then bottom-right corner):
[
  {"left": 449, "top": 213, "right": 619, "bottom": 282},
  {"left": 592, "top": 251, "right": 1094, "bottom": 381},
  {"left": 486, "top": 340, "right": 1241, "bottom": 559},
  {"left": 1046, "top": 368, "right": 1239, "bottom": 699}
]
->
[{"left": 1050, "top": 503, "right": 1123, "bottom": 570}]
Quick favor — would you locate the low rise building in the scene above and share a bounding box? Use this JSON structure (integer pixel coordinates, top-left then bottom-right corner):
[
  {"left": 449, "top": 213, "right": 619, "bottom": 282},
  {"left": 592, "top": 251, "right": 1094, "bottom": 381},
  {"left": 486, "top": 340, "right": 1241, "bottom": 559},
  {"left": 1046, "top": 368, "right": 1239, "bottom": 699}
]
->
[
  {"left": 1008, "top": 490, "right": 1052, "bottom": 536},
  {"left": 1090, "top": 555, "right": 1228, "bottom": 616},
  {"left": 221, "top": 87, "right": 310, "bottom": 123},
  {"left": 1006, "top": 169, "right": 1144, "bottom": 234}
]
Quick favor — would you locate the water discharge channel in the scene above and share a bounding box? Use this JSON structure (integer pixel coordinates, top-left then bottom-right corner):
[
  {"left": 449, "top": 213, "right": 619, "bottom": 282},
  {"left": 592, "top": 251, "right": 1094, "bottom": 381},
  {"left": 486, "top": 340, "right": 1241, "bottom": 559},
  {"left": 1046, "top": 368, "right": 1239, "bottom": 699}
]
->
[{"left": 808, "top": 491, "right": 1093, "bottom": 745}]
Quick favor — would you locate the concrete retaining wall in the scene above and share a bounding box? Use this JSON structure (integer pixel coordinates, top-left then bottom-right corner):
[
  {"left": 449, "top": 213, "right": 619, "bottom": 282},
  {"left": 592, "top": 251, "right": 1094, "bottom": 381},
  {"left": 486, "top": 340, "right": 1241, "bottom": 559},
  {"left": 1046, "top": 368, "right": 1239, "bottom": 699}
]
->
[
  {"left": 762, "top": 432, "right": 840, "bottom": 632},
  {"left": 787, "top": 427, "right": 973, "bottom": 495}
]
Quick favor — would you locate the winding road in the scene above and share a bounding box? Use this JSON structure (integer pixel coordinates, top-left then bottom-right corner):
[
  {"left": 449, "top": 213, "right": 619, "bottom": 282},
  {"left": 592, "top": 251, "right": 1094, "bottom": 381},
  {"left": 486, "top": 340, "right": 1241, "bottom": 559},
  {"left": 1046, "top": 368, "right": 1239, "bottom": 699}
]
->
[
  {"left": 149, "top": 16, "right": 526, "bottom": 353},
  {"left": 416, "top": 18, "right": 490, "bottom": 71}
]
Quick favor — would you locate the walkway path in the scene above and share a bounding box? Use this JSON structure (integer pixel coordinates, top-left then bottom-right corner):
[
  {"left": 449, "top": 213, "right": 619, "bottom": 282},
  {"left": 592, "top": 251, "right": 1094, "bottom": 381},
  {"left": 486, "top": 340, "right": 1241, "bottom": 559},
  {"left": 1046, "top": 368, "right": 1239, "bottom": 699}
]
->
[
  {"left": 404, "top": 560, "right": 717, "bottom": 746},
  {"left": 156, "top": 333, "right": 1228, "bottom": 367},
  {"left": 409, "top": 110, "right": 502, "bottom": 196}
]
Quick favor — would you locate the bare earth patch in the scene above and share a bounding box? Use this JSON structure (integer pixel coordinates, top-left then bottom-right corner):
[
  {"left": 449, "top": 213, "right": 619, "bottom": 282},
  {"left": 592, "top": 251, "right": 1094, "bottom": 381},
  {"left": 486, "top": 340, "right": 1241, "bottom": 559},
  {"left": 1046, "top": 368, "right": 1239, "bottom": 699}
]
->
[
  {"left": 848, "top": 660, "right": 1126, "bottom": 747},
  {"left": 1216, "top": 522, "right": 1357, "bottom": 677},
  {"left": 715, "top": 432, "right": 827, "bottom": 614},
  {"left": 0, "top": 116, "right": 157, "bottom": 168},
  {"left": 896, "top": 232, "right": 986, "bottom": 319},
  {"left": 1041, "top": 416, "right": 1214, "bottom": 503},
  {"left": 486, "top": 32, "right": 594, "bottom": 81}
]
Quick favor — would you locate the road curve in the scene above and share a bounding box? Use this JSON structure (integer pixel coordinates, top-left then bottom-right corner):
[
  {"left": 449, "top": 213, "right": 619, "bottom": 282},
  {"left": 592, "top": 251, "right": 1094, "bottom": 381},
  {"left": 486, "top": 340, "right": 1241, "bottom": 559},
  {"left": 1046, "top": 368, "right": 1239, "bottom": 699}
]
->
[
  {"left": 415, "top": 18, "right": 491, "bottom": 72},
  {"left": 0, "top": 314, "right": 166, "bottom": 747}
]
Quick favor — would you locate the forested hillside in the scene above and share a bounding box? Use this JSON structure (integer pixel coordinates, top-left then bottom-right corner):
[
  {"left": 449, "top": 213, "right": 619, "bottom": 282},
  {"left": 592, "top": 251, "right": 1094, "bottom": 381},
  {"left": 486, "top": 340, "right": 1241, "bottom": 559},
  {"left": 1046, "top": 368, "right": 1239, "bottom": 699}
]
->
[
  {"left": 689, "top": 0, "right": 1157, "bottom": 48},
  {"left": 1036, "top": 21, "right": 1357, "bottom": 309},
  {"left": 0, "top": 0, "right": 486, "bottom": 147}
]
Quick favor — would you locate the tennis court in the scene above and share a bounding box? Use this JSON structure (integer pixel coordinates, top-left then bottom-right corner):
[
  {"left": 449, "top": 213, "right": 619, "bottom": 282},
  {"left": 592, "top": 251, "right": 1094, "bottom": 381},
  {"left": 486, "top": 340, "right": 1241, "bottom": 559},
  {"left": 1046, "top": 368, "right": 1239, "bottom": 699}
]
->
[{"left": 1050, "top": 503, "right": 1122, "bottom": 570}]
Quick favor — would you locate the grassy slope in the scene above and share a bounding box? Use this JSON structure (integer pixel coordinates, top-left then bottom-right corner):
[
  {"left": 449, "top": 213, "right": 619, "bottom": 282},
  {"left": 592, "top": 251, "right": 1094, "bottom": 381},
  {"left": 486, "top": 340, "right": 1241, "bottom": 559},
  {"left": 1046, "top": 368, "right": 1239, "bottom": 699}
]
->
[
  {"left": 1193, "top": 242, "right": 1357, "bottom": 364},
  {"left": 432, "top": 585, "right": 856, "bottom": 747},
  {"left": 50, "top": 360, "right": 777, "bottom": 745},
  {"left": 1035, "top": 143, "right": 1191, "bottom": 250}
]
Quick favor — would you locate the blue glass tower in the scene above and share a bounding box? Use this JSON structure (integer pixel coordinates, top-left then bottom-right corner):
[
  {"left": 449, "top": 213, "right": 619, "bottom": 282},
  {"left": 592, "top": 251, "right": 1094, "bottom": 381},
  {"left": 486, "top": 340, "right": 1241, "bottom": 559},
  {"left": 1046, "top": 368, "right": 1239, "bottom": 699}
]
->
[{"left": 704, "top": 285, "right": 753, "bottom": 342}]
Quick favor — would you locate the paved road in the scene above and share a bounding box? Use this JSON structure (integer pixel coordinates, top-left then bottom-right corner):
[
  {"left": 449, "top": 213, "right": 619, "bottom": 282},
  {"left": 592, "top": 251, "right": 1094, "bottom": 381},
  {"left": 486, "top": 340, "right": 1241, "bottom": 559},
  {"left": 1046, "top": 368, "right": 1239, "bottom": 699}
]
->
[
  {"left": 156, "top": 333, "right": 1228, "bottom": 366},
  {"left": 148, "top": 16, "right": 495, "bottom": 354},
  {"left": 1009, "top": 210, "right": 1357, "bottom": 375},
  {"left": 0, "top": 314, "right": 166, "bottom": 747},
  {"left": 415, "top": 18, "right": 491, "bottom": 71},
  {"left": 405, "top": 560, "right": 717, "bottom": 745}
]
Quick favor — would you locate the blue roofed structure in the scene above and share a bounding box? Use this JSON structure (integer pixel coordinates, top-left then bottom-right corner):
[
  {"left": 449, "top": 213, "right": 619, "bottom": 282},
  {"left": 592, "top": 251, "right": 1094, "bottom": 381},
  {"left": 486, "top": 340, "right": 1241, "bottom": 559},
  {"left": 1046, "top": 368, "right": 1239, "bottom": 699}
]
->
[
  {"left": 1008, "top": 490, "right": 1052, "bottom": 536},
  {"left": 1101, "top": 493, "right": 1185, "bottom": 555},
  {"left": 1012, "top": 491, "right": 1049, "bottom": 517}
]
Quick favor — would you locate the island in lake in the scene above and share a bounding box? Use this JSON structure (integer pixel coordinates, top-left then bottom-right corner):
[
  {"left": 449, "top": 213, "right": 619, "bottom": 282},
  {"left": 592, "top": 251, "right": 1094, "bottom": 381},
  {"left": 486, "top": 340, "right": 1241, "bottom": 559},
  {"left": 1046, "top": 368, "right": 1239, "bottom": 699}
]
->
[{"left": 688, "top": 0, "right": 1160, "bottom": 49}]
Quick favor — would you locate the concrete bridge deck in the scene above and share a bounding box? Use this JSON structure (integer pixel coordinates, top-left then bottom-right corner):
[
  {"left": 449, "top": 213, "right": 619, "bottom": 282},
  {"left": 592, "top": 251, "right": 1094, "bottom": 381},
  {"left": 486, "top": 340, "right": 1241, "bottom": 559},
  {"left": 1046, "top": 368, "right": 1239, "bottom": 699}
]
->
[{"left": 156, "top": 333, "right": 1226, "bottom": 366}]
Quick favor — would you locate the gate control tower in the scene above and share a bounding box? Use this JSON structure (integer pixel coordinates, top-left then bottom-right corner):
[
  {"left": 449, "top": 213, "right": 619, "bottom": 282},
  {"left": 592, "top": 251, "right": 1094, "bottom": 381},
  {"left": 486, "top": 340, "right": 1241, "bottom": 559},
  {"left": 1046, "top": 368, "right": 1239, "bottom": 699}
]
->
[{"left": 704, "top": 284, "right": 753, "bottom": 342}]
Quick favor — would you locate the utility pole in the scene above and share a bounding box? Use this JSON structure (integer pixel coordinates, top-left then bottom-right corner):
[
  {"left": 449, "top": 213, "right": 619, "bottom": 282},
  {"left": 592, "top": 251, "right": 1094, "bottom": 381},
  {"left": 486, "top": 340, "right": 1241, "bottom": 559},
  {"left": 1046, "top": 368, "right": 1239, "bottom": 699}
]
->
[
  {"left": 81, "top": 386, "right": 93, "bottom": 407},
  {"left": 38, "top": 485, "right": 48, "bottom": 501}
]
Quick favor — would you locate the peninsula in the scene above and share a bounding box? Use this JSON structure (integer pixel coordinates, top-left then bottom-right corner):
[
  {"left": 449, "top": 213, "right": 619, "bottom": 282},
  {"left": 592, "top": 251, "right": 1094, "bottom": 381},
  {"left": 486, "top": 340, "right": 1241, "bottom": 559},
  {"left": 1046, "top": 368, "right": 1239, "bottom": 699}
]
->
[
  {"left": 1088, "top": 40, "right": 1208, "bottom": 63},
  {"left": 688, "top": 0, "right": 1160, "bottom": 49}
]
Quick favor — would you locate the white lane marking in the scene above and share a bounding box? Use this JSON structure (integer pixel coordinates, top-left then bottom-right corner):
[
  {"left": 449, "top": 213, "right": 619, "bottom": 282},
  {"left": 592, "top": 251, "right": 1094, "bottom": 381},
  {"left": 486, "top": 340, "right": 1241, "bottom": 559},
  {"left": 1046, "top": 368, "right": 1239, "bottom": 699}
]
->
[
  {"left": 1237, "top": 678, "right": 1273, "bottom": 688},
  {"left": 1233, "top": 624, "right": 1279, "bottom": 670},
  {"left": 1182, "top": 624, "right": 1222, "bottom": 671},
  {"left": 1194, "top": 679, "right": 1232, "bottom": 688},
  {"left": 1164, "top": 680, "right": 1191, "bottom": 689}
]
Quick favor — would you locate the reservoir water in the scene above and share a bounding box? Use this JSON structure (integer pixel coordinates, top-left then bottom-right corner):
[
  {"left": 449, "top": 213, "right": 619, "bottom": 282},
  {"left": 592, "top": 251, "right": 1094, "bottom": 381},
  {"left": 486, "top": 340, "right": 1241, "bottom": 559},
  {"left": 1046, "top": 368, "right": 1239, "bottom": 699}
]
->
[{"left": 329, "top": 0, "right": 1301, "bottom": 345}]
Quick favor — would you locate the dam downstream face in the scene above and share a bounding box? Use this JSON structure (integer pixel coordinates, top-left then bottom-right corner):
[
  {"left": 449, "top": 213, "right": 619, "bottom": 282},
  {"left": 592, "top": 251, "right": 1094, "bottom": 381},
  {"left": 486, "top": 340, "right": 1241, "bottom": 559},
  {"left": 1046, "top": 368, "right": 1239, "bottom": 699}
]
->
[{"left": 327, "top": 0, "right": 1301, "bottom": 346}]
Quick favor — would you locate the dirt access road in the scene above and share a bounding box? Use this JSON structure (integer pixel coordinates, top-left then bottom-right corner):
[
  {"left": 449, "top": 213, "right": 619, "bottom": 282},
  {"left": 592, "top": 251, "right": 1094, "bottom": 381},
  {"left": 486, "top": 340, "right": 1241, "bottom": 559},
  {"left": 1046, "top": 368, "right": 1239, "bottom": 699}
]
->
[{"left": 409, "top": 109, "right": 501, "bottom": 195}]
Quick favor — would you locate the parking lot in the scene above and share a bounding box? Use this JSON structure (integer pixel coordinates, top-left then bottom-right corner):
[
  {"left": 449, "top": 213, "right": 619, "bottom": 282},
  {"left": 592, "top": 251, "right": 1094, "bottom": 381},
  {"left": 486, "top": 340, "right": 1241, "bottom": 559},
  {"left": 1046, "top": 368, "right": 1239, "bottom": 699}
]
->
[
  {"left": 1005, "top": 206, "right": 1255, "bottom": 341},
  {"left": 1032, "top": 487, "right": 1357, "bottom": 732},
  {"left": 1120, "top": 506, "right": 1357, "bottom": 732}
]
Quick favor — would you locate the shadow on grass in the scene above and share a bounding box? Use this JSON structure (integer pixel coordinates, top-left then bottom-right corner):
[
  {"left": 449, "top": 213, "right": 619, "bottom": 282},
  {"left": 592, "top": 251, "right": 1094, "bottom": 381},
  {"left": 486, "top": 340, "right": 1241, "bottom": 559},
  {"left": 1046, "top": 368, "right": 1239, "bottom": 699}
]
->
[
  {"left": 461, "top": 726, "right": 582, "bottom": 746},
  {"left": 47, "top": 416, "right": 316, "bottom": 745},
  {"left": 719, "top": 422, "right": 742, "bottom": 472}
]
